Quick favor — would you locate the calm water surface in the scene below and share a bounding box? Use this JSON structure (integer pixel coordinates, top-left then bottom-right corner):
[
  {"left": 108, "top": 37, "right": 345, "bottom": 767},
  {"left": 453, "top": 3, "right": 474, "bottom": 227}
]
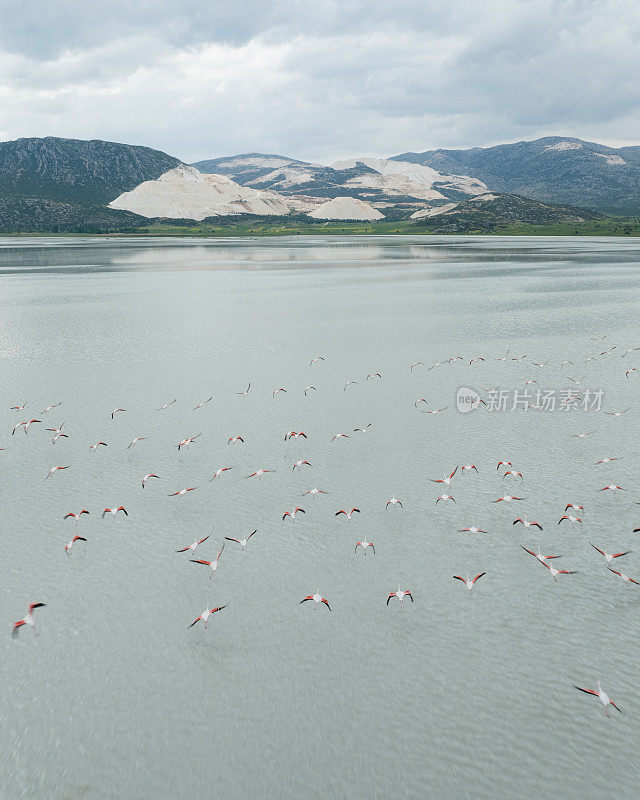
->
[{"left": 1, "top": 235, "right": 639, "bottom": 799}]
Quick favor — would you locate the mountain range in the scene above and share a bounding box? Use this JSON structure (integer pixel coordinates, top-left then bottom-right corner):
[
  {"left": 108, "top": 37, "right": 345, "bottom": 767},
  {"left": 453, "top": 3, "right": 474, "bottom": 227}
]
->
[
  {"left": 393, "top": 137, "right": 640, "bottom": 214},
  {"left": 0, "top": 135, "right": 637, "bottom": 232}
]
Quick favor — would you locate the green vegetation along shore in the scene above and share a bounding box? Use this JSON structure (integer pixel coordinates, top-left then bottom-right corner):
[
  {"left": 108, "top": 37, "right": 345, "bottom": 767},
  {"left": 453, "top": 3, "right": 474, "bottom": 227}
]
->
[
  {"left": 5, "top": 217, "right": 640, "bottom": 237},
  {"left": 100, "top": 216, "right": 640, "bottom": 237}
]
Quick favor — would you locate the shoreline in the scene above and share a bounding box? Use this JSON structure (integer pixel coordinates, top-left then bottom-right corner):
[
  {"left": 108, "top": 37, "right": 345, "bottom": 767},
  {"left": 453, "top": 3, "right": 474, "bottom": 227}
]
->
[{"left": 3, "top": 222, "right": 640, "bottom": 239}]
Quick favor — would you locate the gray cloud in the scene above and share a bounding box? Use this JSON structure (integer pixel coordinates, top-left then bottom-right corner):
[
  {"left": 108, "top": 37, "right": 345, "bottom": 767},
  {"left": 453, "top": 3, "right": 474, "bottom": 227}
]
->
[{"left": 0, "top": 0, "right": 638, "bottom": 162}]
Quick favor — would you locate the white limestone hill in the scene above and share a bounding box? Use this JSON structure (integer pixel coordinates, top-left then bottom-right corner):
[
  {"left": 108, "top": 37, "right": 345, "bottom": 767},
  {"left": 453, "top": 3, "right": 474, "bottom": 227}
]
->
[
  {"left": 330, "top": 157, "right": 488, "bottom": 200},
  {"left": 109, "top": 165, "right": 313, "bottom": 220},
  {"left": 410, "top": 203, "right": 459, "bottom": 219},
  {"left": 307, "top": 197, "right": 385, "bottom": 220}
]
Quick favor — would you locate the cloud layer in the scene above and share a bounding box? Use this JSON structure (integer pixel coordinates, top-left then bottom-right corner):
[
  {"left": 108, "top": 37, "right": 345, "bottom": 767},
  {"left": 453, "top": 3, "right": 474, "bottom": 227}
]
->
[{"left": 0, "top": 0, "right": 638, "bottom": 162}]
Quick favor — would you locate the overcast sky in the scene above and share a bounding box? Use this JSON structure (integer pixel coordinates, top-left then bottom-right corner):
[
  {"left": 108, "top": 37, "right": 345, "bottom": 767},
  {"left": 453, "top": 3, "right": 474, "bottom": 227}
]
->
[{"left": 0, "top": 0, "right": 638, "bottom": 163}]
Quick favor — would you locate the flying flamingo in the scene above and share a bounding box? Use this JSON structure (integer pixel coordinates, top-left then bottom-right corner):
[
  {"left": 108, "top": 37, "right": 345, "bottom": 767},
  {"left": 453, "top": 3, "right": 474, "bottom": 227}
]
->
[
  {"left": 155, "top": 399, "right": 176, "bottom": 411},
  {"left": 521, "top": 545, "right": 561, "bottom": 564},
  {"left": 300, "top": 592, "right": 331, "bottom": 610},
  {"left": 453, "top": 573, "right": 485, "bottom": 592},
  {"left": 245, "top": 469, "right": 272, "bottom": 478},
  {"left": 41, "top": 402, "right": 62, "bottom": 414},
  {"left": 558, "top": 513, "right": 582, "bottom": 525},
  {"left": 292, "top": 460, "right": 312, "bottom": 470},
  {"left": 387, "top": 587, "right": 413, "bottom": 605},
  {"left": 574, "top": 682, "right": 622, "bottom": 716},
  {"left": 209, "top": 467, "right": 232, "bottom": 481},
  {"left": 189, "top": 604, "right": 226, "bottom": 630},
  {"left": 12, "top": 603, "right": 46, "bottom": 637},
  {"left": 64, "top": 509, "right": 90, "bottom": 525},
  {"left": 284, "top": 431, "right": 307, "bottom": 440},
  {"left": 176, "top": 535, "right": 210, "bottom": 554},
  {"left": 503, "top": 470, "right": 523, "bottom": 481},
  {"left": 178, "top": 434, "right": 201, "bottom": 450},
  {"left": 90, "top": 441, "right": 108, "bottom": 451},
  {"left": 607, "top": 567, "right": 640, "bottom": 585},
  {"left": 386, "top": 495, "right": 403, "bottom": 509},
  {"left": 459, "top": 526, "right": 487, "bottom": 534},
  {"left": 65, "top": 535, "right": 87, "bottom": 554},
  {"left": 225, "top": 530, "right": 257, "bottom": 550},
  {"left": 430, "top": 467, "right": 457, "bottom": 485},
  {"left": 191, "top": 543, "right": 225, "bottom": 579},
  {"left": 493, "top": 495, "right": 523, "bottom": 503},
  {"left": 513, "top": 516, "right": 542, "bottom": 529},
  {"left": 169, "top": 488, "right": 197, "bottom": 496},
  {"left": 142, "top": 473, "right": 159, "bottom": 488},
  {"left": 228, "top": 436, "right": 244, "bottom": 444},
  {"left": 355, "top": 540, "right": 375, "bottom": 554},
  {"left": 128, "top": 437, "right": 146, "bottom": 449},
  {"left": 436, "top": 493, "right": 455, "bottom": 504},
  {"left": 590, "top": 544, "right": 629, "bottom": 563},
  {"left": 13, "top": 419, "right": 41, "bottom": 435},
  {"left": 303, "top": 486, "right": 327, "bottom": 497},
  {"left": 236, "top": 383, "right": 250, "bottom": 396},
  {"left": 282, "top": 508, "right": 305, "bottom": 521},
  {"left": 45, "top": 465, "right": 69, "bottom": 479},
  {"left": 543, "top": 562, "right": 576, "bottom": 581},
  {"left": 193, "top": 397, "right": 212, "bottom": 410},
  {"left": 102, "top": 506, "right": 127, "bottom": 517},
  {"left": 335, "top": 508, "right": 360, "bottom": 520},
  {"left": 111, "top": 408, "right": 126, "bottom": 419}
]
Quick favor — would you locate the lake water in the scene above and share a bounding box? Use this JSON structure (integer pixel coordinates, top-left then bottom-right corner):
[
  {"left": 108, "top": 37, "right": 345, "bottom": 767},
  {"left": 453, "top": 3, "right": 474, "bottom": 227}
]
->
[{"left": 1, "top": 235, "right": 639, "bottom": 799}]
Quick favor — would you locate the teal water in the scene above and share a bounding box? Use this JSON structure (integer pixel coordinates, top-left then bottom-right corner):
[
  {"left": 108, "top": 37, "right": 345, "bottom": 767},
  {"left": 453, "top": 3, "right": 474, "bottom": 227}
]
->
[{"left": 1, "top": 235, "right": 639, "bottom": 799}]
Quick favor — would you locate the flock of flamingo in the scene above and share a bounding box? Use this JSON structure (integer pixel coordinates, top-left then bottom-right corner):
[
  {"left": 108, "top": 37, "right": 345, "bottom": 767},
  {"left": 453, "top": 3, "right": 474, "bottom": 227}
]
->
[{"left": 8, "top": 336, "right": 636, "bottom": 717}]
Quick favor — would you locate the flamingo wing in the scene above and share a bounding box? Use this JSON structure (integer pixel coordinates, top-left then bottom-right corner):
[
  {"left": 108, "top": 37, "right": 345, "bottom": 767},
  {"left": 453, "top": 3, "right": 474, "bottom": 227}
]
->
[{"left": 574, "top": 685, "right": 598, "bottom": 696}]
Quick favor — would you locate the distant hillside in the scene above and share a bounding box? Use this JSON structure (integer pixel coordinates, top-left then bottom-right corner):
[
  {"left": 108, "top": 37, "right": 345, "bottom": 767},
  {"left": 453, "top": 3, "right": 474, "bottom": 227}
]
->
[
  {"left": 392, "top": 137, "right": 640, "bottom": 214},
  {"left": 0, "top": 136, "right": 181, "bottom": 230},
  {"left": 0, "top": 196, "right": 147, "bottom": 233},
  {"left": 409, "top": 193, "right": 603, "bottom": 233},
  {"left": 0, "top": 137, "right": 181, "bottom": 204}
]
